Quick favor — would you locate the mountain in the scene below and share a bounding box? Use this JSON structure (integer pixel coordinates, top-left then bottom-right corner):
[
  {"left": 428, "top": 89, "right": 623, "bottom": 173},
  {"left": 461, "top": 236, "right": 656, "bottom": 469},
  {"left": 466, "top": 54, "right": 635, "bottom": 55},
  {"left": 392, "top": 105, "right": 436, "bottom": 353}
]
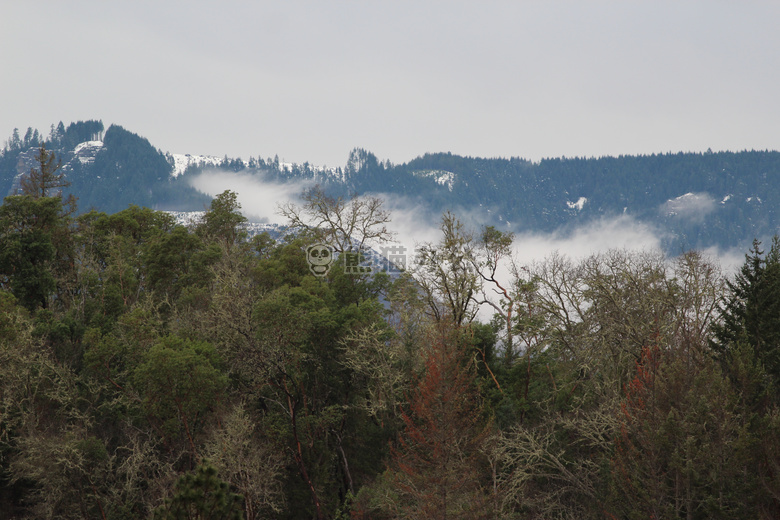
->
[
  {"left": 2, "top": 120, "right": 779, "bottom": 253},
  {"left": 0, "top": 120, "right": 211, "bottom": 214}
]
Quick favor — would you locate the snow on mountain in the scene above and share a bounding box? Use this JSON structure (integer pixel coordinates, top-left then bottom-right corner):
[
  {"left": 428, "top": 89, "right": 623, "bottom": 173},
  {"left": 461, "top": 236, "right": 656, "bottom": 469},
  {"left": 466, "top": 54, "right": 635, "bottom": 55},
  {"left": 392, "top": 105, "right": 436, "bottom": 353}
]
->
[
  {"left": 412, "top": 170, "right": 456, "bottom": 191},
  {"left": 73, "top": 140, "right": 103, "bottom": 164},
  {"left": 168, "top": 153, "right": 225, "bottom": 177},
  {"left": 661, "top": 192, "right": 716, "bottom": 221},
  {"left": 280, "top": 161, "right": 345, "bottom": 182},
  {"left": 566, "top": 197, "right": 587, "bottom": 211}
]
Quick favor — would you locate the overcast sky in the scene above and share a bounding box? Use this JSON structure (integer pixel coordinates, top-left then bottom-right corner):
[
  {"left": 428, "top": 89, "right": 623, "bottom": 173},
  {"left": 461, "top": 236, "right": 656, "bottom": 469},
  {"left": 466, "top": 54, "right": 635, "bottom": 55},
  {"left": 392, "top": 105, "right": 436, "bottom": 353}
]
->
[{"left": 3, "top": 1, "right": 779, "bottom": 167}]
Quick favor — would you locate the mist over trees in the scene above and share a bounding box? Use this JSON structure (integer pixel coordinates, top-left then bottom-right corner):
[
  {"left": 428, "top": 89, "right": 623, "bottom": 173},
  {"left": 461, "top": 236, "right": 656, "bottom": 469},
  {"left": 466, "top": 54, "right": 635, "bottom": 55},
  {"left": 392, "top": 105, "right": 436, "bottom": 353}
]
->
[
  {"left": 1, "top": 148, "right": 780, "bottom": 518},
  {"left": 3, "top": 121, "right": 780, "bottom": 254}
]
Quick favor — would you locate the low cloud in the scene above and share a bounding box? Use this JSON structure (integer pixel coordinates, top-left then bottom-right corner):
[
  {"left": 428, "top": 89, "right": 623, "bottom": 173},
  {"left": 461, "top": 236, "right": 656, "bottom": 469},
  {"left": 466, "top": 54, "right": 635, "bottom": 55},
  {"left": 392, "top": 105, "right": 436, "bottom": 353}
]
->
[
  {"left": 186, "top": 172, "right": 742, "bottom": 292},
  {"left": 700, "top": 244, "right": 748, "bottom": 278},
  {"left": 511, "top": 215, "right": 665, "bottom": 266},
  {"left": 659, "top": 192, "right": 717, "bottom": 223},
  {"left": 188, "top": 169, "right": 312, "bottom": 223},
  {"left": 381, "top": 194, "right": 441, "bottom": 250}
]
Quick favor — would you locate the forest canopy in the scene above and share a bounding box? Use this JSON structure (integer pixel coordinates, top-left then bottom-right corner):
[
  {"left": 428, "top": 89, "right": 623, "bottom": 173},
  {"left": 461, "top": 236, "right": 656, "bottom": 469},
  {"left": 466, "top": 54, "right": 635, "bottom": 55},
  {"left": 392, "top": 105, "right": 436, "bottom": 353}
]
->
[{"left": 1, "top": 151, "right": 780, "bottom": 519}]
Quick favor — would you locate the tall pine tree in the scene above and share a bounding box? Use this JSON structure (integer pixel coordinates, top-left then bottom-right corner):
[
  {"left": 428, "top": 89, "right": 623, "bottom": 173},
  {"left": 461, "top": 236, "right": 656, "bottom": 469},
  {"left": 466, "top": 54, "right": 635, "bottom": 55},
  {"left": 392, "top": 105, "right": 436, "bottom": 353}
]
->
[{"left": 711, "top": 237, "right": 780, "bottom": 397}]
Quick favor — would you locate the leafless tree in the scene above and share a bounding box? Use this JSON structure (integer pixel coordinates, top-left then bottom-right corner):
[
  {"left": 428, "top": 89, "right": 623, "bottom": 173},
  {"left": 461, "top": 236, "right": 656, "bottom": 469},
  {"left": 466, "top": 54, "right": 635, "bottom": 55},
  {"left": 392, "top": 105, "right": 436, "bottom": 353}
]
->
[{"left": 279, "top": 185, "right": 393, "bottom": 252}]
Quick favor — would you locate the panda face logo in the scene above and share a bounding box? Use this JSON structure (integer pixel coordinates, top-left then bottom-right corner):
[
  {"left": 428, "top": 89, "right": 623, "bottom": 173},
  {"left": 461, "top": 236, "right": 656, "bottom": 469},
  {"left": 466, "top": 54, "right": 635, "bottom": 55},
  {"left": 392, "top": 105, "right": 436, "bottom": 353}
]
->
[{"left": 306, "top": 243, "right": 334, "bottom": 276}]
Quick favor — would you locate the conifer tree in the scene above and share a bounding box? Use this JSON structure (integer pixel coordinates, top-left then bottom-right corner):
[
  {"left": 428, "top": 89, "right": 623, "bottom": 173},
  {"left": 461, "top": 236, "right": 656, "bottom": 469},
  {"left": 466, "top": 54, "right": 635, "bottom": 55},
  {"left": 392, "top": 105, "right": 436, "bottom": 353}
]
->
[
  {"left": 20, "top": 143, "right": 68, "bottom": 198},
  {"left": 711, "top": 237, "right": 780, "bottom": 396},
  {"left": 153, "top": 462, "right": 244, "bottom": 520}
]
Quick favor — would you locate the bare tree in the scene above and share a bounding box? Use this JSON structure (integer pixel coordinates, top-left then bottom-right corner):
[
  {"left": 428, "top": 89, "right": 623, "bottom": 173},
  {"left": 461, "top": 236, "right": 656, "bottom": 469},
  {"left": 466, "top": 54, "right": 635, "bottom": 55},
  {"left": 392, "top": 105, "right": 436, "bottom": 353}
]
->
[
  {"left": 279, "top": 185, "right": 393, "bottom": 252},
  {"left": 204, "top": 403, "right": 286, "bottom": 519},
  {"left": 492, "top": 249, "right": 728, "bottom": 519}
]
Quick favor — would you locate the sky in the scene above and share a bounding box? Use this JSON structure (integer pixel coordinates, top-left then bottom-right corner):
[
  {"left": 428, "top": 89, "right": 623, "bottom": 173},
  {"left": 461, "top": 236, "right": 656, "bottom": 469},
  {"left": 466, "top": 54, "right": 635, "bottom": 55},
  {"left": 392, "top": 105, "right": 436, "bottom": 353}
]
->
[{"left": 3, "top": 1, "right": 780, "bottom": 168}]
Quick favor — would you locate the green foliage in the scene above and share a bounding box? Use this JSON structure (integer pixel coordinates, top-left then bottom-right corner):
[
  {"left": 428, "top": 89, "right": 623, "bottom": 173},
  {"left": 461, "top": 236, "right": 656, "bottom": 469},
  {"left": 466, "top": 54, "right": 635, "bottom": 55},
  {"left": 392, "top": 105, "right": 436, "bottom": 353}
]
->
[
  {"left": 709, "top": 237, "right": 780, "bottom": 516},
  {"left": 3, "top": 180, "right": 780, "bottom": 519},
  {"left": 608, "top": 348, "right": 753, "bottom": 519},
  {"left": 153, "top": 461, "right": 244, "bottom": 520},
  {"left": 197, "top": 190, "right": 247, "bottom": 246},
  {"left": 0, "top": 195, "right": 65, "bottom": 310},
  {"left": 712, "top": 237, "right": 780, "bottom": 399},
  {"left": 134, "top": 336, "right": 227, "bottom": 452}
]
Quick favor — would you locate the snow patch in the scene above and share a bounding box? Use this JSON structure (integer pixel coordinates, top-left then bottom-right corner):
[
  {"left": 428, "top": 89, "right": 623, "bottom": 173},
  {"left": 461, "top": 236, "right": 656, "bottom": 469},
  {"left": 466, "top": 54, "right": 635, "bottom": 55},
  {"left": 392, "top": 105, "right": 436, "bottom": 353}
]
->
[
  {"left": 73, "top": 141, "right": 103, "bottom": 154},
  {"left": 169, "top": 154, "right": 225, "bottom": 177},
  {"left": 73, "top": 141, "right": 103, "bottom": 165},
  {"left": 566, "top": 196, "right": 587, "bottom": 211},
  {"left": 660, "top": 192, "right": 716, "bottom": 221},
  {"left": 413, "top": 170, "right": 455, "bottom": 191}
]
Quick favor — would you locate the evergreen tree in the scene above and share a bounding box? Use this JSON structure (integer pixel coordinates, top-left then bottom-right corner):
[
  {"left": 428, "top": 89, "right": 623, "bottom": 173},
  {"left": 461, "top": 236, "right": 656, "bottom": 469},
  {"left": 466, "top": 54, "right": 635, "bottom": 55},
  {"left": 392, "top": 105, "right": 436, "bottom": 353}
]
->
[
  {"left": 153, "top": 462, "right": 244, "bottom": 520},
  {"left": 0, "top": 196, "right": 63, "bottom": 310},
  {"left": 711, "top": 237, "right": 780, "bottom": 396},
  {"left": 9, "top": 128, "right": 21, "bottom": 151},
  {"left": 20, "top": 143, "right": 68, "bottom": 199},
  {"left": 709, "top": 237, "right": 780, "bottom": 516}
]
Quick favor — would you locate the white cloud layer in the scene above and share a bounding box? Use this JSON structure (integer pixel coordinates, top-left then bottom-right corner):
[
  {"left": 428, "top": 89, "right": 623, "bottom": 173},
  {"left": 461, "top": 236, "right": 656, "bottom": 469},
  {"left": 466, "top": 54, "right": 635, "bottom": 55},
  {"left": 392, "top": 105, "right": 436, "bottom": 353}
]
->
[
  {"left": 659, "top": 192, "right": 717, "bottom": 223},
  {"left": 188, "top": 170, "right": 311, "bottom": 223},
  {"left": 187, "top": 171, "right": 750, "bottom": 325},
  {"left": 511, "top": 216, "right": 664, "bottom": 266},
  {"left": 188, "top": 170, "right": 747, "bottom": 283}
]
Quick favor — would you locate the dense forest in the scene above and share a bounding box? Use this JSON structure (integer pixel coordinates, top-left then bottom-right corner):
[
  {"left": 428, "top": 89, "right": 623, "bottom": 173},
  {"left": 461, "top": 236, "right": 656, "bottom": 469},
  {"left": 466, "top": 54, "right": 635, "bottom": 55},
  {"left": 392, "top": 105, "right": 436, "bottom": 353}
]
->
[
  {"left": 2, "top": 146, "right": 780, "bottom": 519},
  {"left": 3, "top": 121, "right": 780, "bottom": 254}
]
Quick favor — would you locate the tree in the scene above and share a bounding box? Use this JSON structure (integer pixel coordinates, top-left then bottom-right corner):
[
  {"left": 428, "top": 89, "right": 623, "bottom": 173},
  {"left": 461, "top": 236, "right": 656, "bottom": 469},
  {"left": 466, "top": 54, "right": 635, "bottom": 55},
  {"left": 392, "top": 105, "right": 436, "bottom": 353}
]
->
[
  {"left": 197, "top": 190, "right": 247, "bottom": 248},
  {"left": 0, "top": 195, "right": 63, "bottom": 310},
  {"left": 20, "top": 143, "right": 69, "bottom": 199},
  {"left": 153, "top": 461, "right": 244, "bottom": 520},
  {"left": 0, "top": 145, "right": 76, "bottom": 311},
  {"left": 203, "top": 403, "right": 285, "bottom": 520},
  {"left": 711, "top": 237, "right": 780, "bottom": 396},
  {"left": 379, "top": 327, "right": 493, "bottom": 519},
  {"left": 608, "top": 346, "right": 753, "bottom": 519},
  {"left": 493, "top": 249, "right": 728, "bottom": 519},
  {"left": 467, "top": 225, "right": 523, "bottom": 368},
  {"left": 709, "top": 238, "right": 780, "bottom": 515},
  {"left": 414, "top": 212, "right": 481, "bottom": 327},
  {"left": 133, "top": 336, "right": 227, "bottom": 459},
  {"left": 6, "top": 128, "right": 21, "bottom": 151},
  {"left": 280, "top": 185, "right": 393, "bottom": 253}
]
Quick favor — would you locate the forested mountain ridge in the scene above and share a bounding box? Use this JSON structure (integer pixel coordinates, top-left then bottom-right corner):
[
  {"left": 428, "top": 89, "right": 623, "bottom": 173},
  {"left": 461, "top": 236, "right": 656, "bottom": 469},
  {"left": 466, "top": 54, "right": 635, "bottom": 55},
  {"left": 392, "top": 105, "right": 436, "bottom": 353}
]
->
[
  {"left": 2, "top": 119, "right": 779, "bottom": 251},
  {"left": 0, "top": 121, "right": 210, "bottom": 214}
]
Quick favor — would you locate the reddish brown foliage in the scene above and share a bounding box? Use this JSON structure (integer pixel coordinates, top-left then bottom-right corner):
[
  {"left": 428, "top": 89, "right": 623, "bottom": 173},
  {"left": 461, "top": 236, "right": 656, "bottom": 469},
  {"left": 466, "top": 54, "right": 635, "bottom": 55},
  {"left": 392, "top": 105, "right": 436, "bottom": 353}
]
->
[{"left": 387, "top": 327, "right": 493, "bottom": 520}]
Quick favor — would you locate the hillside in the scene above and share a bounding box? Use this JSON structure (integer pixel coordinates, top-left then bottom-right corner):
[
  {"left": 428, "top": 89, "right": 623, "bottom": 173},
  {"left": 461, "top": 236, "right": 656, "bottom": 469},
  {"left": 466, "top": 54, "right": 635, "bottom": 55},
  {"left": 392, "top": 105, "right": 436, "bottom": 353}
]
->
[{"left": 2, "top": 120, "right": 779, "bottom": 252}]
